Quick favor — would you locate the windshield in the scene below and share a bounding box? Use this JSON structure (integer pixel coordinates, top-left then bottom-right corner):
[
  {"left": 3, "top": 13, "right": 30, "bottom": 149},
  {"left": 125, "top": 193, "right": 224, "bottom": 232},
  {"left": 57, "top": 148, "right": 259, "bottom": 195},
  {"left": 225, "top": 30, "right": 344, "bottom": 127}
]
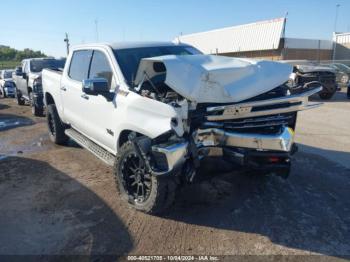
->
[
  {"left": 4, "top": 71, "right": 13, "bottom": 78},
  {"left": 30, "top": 59, "right": 66, "bottom": 73},
  {"left": 334, "top": 63, "right": 350, "bottom": 73},
  {"left": 114, "top": 45, "right": 202, "bottom": 85}
]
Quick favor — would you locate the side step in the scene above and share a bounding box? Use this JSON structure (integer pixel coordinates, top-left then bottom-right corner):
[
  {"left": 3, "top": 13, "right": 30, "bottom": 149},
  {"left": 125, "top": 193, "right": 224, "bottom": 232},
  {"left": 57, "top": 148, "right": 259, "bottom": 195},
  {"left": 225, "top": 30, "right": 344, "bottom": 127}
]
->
[{"left": 65, "top": 128, "right": 115, "bottom": 166}]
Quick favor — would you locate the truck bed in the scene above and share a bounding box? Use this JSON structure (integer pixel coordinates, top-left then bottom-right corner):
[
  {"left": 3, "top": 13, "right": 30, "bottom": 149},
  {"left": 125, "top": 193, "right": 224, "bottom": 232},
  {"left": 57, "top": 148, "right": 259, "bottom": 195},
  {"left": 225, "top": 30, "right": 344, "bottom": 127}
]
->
[{"left": 42, "top": 68, "right": 63, "bottom": 107}]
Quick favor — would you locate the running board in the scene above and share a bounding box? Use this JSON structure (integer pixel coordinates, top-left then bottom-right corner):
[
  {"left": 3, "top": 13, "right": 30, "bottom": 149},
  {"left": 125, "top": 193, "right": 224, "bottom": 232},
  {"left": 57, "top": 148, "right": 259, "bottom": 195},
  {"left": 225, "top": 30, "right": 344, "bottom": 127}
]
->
[{"left": 65, "top": 129, "right": 115, "bottom": 166}]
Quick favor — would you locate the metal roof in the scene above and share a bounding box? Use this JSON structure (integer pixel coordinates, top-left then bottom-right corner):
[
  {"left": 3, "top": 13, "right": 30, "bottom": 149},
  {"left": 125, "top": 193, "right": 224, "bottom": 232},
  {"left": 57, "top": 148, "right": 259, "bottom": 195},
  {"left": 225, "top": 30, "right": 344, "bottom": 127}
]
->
[{"left": 175, "top": 18, "right": 286, "bottom": 54}]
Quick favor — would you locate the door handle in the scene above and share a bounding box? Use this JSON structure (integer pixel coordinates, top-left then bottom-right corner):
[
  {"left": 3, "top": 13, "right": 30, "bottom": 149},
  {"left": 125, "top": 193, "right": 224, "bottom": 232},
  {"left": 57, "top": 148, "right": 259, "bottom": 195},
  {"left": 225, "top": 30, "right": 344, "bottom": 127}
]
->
[
  {"left": 60, "top": 86, "right": 67, "bottom": 91},
  {"left": 81, "top": 94, "right": 89, "bottom": 100}
]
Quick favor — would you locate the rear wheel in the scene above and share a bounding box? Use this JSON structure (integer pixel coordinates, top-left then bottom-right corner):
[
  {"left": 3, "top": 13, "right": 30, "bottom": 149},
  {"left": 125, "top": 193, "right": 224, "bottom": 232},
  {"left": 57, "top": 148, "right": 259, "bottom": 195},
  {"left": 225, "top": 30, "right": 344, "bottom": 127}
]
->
[
  {"left": 46, "top": 104, "right": 68, "bottom": 145},
  {"left": 114, "top": 141, "right": 176, "bottom": 214},
  {"left": 29, "top": 92, "right": 43, "bottom": 116}
]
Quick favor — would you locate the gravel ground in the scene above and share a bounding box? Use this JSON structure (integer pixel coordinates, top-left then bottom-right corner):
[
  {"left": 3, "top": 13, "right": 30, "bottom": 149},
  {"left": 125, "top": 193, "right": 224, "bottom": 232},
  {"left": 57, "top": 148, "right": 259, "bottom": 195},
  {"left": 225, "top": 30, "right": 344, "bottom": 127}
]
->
[{"left": 0, "top": 90, "right": 349, "bottom": 260}]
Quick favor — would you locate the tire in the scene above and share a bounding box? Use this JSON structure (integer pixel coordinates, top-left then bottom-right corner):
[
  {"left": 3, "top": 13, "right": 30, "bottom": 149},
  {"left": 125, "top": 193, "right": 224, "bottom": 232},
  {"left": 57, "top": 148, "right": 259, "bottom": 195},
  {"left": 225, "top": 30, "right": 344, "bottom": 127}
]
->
[
  {"left": 15, "top": 89, "right": 25, "bottom": 105},
  {"left": 114, "top": 141, "right": 176, "bottom": 214},
  {"left": 319, "top": 92, "right": 334, "bottom": 100},
  {"left": 1, "top": 88, "right": 6, "bottom": 98},
  {"left": 29, "top": 92, "right": 43, "bottom": 116},
  {"left": 46, "top": 104, "right": 68, "bottom": 145}
]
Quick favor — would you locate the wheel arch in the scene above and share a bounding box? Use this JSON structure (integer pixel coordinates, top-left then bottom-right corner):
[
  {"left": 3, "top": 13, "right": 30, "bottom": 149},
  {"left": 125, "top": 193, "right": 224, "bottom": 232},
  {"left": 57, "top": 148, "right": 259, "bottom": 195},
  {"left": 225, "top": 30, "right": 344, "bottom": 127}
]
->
[{"left": 45, "top": 92, "right": 55, "bottom": 106}]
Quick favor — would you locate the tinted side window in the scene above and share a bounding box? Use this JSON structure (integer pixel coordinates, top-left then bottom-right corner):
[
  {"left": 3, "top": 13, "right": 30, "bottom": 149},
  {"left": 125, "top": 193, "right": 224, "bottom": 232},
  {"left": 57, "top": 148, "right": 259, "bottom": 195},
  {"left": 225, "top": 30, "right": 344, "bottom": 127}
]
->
[
  {"left": 89, "top": 50, "right": 113, "bottom": 88},
  {"left": 69, "top": 50, "right": 93, "bottom": 81}
]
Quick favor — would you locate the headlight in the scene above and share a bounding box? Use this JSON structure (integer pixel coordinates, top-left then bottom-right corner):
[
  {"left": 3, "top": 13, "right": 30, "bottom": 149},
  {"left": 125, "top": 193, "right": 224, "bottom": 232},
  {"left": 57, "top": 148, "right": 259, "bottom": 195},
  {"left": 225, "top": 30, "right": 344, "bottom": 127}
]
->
[
  {"left": 341, "top": 75, "right": 349, "bottom": 84},
  {"left": 33, "top": 78, "right": 42, "bottom": 86}
]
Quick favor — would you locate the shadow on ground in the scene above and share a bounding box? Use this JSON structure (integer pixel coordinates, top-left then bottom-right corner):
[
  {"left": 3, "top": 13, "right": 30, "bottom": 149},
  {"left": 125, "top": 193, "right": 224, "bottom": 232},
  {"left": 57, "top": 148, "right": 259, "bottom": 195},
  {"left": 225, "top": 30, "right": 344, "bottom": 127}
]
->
[
  {"left": 0, "top": 113, "right": 35, "bottom": 131},
  {"left": 0, "top": 102, "right": 10, "bottom": 110},
  {"left": 0, "top": 157, "right": 133, "bottom": 256},
  {"left": 310, "top": 89, "right": 349, "bottom": 103},
  {"left": 166, "top": 144, "right": 350, "bottom": 257}
]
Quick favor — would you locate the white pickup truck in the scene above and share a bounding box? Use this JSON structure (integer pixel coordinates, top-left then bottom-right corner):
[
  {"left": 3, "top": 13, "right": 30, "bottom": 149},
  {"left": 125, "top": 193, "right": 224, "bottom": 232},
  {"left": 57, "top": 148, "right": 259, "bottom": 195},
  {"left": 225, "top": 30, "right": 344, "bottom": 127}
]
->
[{"left": 42, "top": 42, "right": 322, "bottom": 214}]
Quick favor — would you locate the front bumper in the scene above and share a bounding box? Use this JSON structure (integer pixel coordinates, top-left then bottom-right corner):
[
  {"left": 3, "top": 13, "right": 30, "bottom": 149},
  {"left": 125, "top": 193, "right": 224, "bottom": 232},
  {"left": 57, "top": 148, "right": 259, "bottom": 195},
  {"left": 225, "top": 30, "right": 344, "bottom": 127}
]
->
[
  {"left": 194, "top": 126, "right": 294, "bottom": 152},
  {"left": 4, "top": 87, "right": 15, "bottom": 96}
]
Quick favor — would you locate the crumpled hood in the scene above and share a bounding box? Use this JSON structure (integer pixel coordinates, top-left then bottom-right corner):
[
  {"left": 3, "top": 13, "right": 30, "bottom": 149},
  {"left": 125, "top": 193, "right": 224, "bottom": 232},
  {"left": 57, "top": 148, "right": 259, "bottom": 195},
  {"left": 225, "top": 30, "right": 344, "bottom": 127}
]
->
[{"left": 135, "top": 55, "right": 292, "bottom": 103}]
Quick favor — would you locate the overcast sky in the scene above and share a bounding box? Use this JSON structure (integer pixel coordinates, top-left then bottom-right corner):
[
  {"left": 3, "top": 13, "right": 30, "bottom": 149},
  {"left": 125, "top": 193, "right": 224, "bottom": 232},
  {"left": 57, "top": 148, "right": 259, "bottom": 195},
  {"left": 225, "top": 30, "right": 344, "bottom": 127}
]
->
[{"left": 1, "top": 0, "right": 349, "bottom": 57}]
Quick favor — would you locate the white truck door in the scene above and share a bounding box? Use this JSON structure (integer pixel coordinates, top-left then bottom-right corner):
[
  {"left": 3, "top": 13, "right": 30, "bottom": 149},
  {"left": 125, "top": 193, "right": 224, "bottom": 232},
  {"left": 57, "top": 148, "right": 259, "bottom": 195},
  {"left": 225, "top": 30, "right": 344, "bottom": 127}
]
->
[
  {"left": 60, "top": 50, "right": 93, "bottom": 135},
  {"left": 78, "top": 49, "right": 118, "bottom": 152}
]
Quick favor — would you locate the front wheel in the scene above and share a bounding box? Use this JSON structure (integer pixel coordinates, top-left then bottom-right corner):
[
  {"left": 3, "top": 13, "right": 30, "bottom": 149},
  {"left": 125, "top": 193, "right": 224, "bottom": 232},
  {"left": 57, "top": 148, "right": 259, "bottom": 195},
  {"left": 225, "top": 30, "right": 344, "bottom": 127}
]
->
[
  {"left": 114, "top": 141, "right": 176, "bottom": 214},
  {"left": 46, "top": 104, "right": 68, "bottom": 145}
]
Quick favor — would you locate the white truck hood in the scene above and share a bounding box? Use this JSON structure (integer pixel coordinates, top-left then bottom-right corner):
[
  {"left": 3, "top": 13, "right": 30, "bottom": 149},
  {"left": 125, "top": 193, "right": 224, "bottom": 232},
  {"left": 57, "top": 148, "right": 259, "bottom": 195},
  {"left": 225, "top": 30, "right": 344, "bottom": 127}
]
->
[{"left": 135, "top": 55, "right": 292, "bottom": 103}]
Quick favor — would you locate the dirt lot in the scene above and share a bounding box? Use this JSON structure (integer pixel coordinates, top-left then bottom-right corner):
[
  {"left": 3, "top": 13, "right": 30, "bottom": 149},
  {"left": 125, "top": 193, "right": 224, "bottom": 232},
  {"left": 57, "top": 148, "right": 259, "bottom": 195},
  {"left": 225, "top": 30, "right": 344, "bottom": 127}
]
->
[{"left": 0, "top": 91, "right": 349, "bottom": 260}]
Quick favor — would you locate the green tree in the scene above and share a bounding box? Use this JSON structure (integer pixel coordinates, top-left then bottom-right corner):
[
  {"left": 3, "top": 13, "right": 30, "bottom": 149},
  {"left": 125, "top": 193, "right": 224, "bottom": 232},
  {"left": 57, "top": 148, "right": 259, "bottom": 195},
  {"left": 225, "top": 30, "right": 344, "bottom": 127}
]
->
[{"left": 0, "top": 46, "right": 46, "bottom": 61}]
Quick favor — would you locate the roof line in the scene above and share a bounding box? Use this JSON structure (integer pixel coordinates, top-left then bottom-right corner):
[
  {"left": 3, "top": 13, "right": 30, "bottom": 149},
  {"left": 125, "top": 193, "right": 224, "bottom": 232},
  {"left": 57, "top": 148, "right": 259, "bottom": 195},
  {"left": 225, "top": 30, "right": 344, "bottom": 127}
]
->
[{"left": 178, "top": 17, "right": 285, "bottom": 38}]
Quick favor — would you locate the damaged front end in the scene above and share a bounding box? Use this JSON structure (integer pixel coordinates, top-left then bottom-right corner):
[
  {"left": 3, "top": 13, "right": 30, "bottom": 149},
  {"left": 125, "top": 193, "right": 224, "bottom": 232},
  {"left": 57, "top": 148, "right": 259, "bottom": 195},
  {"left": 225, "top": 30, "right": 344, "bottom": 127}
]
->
[{"left": 130, "top": 55, "right": 322, "bottom": 181}]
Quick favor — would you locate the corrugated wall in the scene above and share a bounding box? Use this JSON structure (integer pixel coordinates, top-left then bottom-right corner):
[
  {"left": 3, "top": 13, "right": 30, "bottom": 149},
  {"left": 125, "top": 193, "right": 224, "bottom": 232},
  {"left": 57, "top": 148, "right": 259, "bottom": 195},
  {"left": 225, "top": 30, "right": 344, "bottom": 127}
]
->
[
  {"left": 334, "top": 33, "right": 350, "bottom": 59},
  {"left": 176, "top": 18, "right": 286, "bottom": 54}
]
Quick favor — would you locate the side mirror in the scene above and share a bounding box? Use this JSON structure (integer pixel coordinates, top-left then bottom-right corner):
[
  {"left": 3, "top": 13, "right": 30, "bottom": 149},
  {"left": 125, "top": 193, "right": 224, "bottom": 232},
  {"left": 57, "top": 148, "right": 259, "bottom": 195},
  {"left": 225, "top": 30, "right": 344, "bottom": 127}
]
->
[{"left": 82, "top": 78, "right": 109, "bottom": 95}]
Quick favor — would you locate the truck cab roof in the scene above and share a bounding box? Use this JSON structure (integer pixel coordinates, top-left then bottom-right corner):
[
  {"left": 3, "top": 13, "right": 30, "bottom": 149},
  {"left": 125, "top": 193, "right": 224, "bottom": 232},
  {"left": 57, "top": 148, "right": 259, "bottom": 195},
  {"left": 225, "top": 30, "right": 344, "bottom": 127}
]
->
[{"left": 72, "top": 41, "right": 192, "bottom": 51}]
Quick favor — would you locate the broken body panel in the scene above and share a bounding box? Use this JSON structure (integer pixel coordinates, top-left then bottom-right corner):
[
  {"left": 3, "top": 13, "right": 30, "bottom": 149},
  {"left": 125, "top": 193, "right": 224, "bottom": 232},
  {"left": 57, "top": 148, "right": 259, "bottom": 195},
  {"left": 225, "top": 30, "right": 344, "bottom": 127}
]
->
[{"left": 43, "top": 44, "right": 322, "bottom": 182}]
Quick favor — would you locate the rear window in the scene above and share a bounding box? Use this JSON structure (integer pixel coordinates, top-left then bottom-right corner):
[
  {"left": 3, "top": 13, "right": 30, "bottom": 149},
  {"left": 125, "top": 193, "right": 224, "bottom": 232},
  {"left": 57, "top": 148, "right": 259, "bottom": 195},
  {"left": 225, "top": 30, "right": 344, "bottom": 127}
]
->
[
  {"left": 4, "top": 71, "right": 13, "bottom": 78},
  {"left": 68, "top": 50, "right": 93, "bottom": 81},
  {"left": 30, "top": 59, "right": 66, "bottom": 73}
]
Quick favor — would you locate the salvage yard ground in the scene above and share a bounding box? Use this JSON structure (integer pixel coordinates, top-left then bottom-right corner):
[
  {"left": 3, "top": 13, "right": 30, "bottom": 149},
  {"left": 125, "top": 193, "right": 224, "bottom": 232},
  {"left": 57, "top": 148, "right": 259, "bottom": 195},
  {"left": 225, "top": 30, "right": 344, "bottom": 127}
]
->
[{"left": 0, "top": 90, "right": 349, "bottom": 259}]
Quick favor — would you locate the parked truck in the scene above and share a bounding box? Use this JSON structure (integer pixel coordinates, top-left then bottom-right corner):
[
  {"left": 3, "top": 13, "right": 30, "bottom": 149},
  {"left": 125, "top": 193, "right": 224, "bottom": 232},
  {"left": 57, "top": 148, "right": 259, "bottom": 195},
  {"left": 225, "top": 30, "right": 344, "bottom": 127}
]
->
[
  {"left": 13, "top": 57, "right": 65, "bottom": 116},
  {"left": 42, "top": 42, "right": 322, "bottom": 214},
  {"left": 284, "top": 62, "right": 338, "bottom": 100}
]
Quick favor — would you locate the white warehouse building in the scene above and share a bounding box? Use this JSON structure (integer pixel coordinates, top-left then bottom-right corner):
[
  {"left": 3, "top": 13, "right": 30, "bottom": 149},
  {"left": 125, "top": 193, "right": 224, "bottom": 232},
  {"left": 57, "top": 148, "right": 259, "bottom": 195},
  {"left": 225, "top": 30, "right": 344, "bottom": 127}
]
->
[{"left": 175, "top": 18, "right": 336, "bottom": 61}]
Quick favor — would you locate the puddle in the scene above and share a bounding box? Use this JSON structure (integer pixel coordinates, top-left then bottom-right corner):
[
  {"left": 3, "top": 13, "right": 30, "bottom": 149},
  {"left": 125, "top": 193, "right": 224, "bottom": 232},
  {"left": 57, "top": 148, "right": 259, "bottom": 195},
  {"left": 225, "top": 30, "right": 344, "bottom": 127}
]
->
[
  {"left": 0, "top": 155, "right": 9, "bottom": 161},
  {"left": 0, "top": 118, "right": 34, "bottom": 131}
]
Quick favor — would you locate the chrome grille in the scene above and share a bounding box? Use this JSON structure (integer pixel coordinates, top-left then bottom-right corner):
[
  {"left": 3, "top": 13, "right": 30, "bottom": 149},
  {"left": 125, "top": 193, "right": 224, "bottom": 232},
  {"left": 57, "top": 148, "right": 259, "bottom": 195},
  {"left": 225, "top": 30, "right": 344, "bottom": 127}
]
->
[{"left": 202, "top": 113, "right": 296, "bottom": 134}]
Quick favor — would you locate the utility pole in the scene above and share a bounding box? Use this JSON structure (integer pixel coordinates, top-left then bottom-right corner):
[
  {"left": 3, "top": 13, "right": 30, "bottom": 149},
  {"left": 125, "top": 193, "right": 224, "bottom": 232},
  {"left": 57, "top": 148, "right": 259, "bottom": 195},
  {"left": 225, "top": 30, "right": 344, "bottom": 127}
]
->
[
  {"left": 95, "top": 19, "right": 99, "bottom": 42},
  {"left": 333, "top": 4, "right": 341, "bottom": 61},
  {"left": 334, "top": 4, "right": 340, "bottom": 33},
  {"left": 64, "top": 32, "right": 70, "bottom": 55}
]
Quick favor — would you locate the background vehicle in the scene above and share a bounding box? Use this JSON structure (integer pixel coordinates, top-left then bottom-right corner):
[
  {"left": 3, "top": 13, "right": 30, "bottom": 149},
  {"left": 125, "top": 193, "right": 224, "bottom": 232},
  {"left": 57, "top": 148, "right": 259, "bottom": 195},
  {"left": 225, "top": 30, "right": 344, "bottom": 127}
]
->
[
  {"left": 0, "top": 80, "right": 16, "bottom": 98},
  {"left": 0, "top": 69, "right": 15, "bottom": 98},
  {"left": 42, "top": 42, "right": 321, "bottom": 214},
  {"left": 322, "top": 63, "right": 350, "bottom": 86},
  {"left": 13, "top": 58, "right": 65, "bottom": 116},
  {"left": 286, "top": 63, "right": 338, "bottom": 100}
]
